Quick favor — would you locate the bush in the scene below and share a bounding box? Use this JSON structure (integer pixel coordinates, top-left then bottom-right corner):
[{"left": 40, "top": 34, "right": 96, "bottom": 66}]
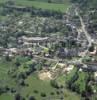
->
[
  {"left": 0, "top": 87, "right": 5, "bottom": 95},
  {"left": 40, "top": 93, "right": 46, "bottom": 97},
  {"left": 50, "top": 80, "right": 59, "bottom": 89},
  {"left": 11, "top": 88, "right": 16, "bottom": 93},
  {"left": 33, "top": 90, "right": 39, "bottom": 94},
  {"left": 50, "top": 92, "right": 55, "bottom": 95},
  {"left": 56, "top": 91, "right": 60, "bottom": 95},
  {"left": 18, "top": 79, "right": 25, "bottom": 86}
]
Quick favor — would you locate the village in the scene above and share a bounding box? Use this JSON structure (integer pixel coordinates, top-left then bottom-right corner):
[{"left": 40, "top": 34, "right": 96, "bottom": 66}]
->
[{"left": 0, "top": 1, "right": 97, "bottom": 100}]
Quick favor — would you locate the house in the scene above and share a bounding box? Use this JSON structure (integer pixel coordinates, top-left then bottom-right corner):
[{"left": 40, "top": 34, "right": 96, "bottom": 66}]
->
[
  {"left": 89, "top": 47, "right": 97, "bottom": 55},
  {"left": 83, "top": 63, "right": 97, "bottom": 72},
  {"left": 19, "top": 36, "right": 49, "bottom": 44},
  {"left": 57, "top": 48, "right": 78, "bottom": 58}
]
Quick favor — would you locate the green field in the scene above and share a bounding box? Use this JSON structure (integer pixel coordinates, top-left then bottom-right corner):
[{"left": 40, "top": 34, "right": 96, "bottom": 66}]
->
[
  {"left": 20, "top": 73, "right": 80, "bottom": 100},
  {"left": 0, "top": 0, "right": 70, "bottom": 12},
  {"left": 0, "top": 58, "right": 17, "bottom": 88},
  {"left": 0, "top": 57, "right": 80, "bottom": 100}
]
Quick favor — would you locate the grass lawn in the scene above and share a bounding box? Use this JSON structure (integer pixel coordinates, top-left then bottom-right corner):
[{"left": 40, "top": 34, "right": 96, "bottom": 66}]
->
[
  {"left": 0, "top": 15, "right": 7, "bottom": 21},
  {"left": 21, "top": 72, "right": 81, "bottom": 100},
  {"left": 0, "top": 58, "right": 12, "bottom": 80},
  {"left": 75, "top": 71, "right": 88, "bottom": 93},
  {"left": 0, "top": 58, "right": 18, "bottom": 88},
  {"left": 64, "top": 89, "right": 81, "bottom": 100},
  {"left": 0, "top": 93, "right": 14, "bottom": 100},
  {"left": 65, "top": 67, "right": 78, "bottom": 81},
  {"left": 0, "top": 58, "right": 16, "bottom": 100},
  {"left": 57, "top": 74, "right": 81, "bottom": 100},
  {"left": 21, "top": 73, "right": 61, "bottom": 100},
  {"left": 64, "top": 66, "right": 89, "bottom": 95}
]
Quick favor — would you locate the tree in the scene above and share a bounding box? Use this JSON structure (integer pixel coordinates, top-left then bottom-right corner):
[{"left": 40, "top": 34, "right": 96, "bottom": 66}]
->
[
  {"left": 15, "top": 60, "right": 21, "bottom": 67},
  {"left": 88, "top": 45, "right": 94, "bottom": 52},
  {"left": 29, "top": 96, "right": 36, "bottom": 100},
  {"left": 6, "top": 1, "right": 15, "bottom": 5},
  {"left": 48, "top": 0, "right": 52, "bottom": 3},
  {"left": 5, "top": 55, "right": 11, "bottom": 61},
  {"left": 15, "top": 93, "right": 22, "bottom": 100},
  {"left": 0, "top": 87, "right": 5, "bottom": 95}
]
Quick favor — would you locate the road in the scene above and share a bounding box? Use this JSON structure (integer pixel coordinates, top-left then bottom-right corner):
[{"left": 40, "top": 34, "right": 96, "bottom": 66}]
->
[
  {"left": 33, "top": 55, "right": 59, "bottom": 62},
  {"left": 75, "top": 8, "right": 92, "bottom": 47},
  {"left": 33, "top": 55, "right": 83, "bottom": 65}
]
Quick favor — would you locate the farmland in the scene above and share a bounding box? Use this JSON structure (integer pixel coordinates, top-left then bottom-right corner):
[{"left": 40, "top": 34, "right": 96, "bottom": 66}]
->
[{"left": 0, "top": 0, "right": 70, "bottom": 12}]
